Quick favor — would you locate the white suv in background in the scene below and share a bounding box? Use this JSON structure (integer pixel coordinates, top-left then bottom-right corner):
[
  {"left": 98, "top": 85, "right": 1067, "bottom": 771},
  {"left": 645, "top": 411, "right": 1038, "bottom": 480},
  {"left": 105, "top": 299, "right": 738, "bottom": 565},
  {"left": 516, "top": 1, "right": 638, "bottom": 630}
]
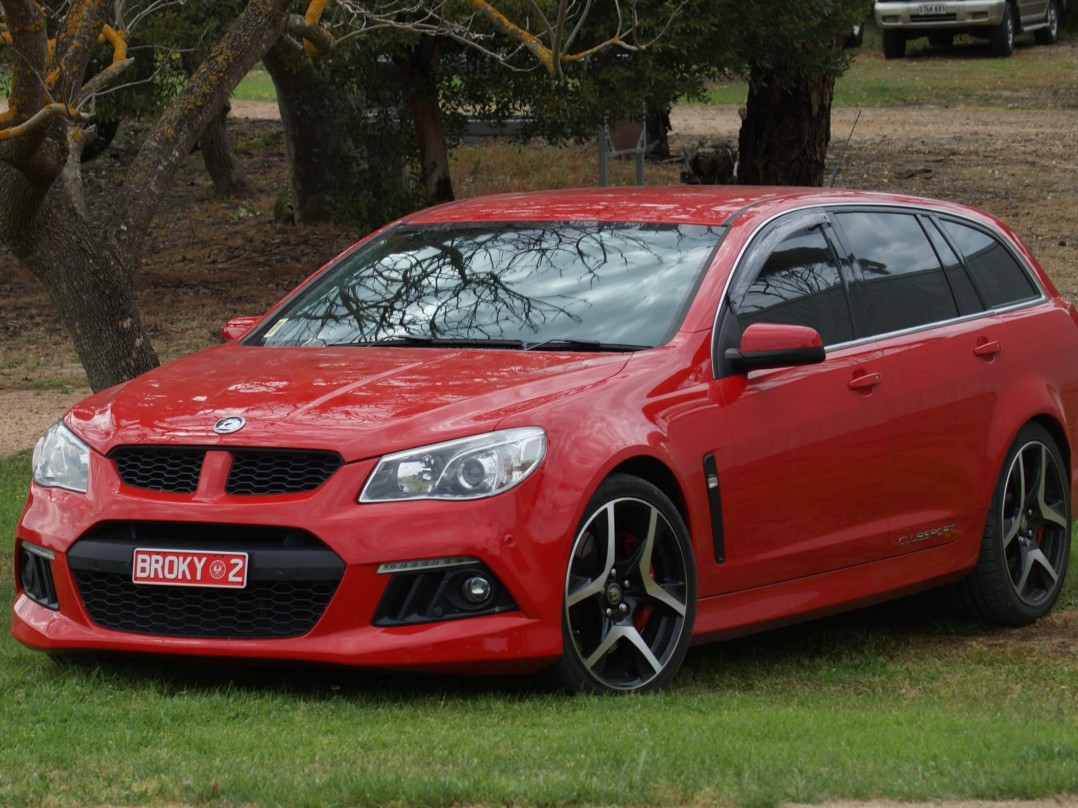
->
[{"left": 873, "top": 0, "right": 1063, "bottom": 57}]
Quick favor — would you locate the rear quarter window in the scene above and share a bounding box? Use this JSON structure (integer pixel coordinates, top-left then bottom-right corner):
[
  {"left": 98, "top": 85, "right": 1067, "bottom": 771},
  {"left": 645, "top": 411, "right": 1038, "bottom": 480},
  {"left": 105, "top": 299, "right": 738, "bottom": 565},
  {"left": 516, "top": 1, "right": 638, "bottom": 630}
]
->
[{"left": 940, "top": 219, "right": 1040, "bottom": 309}]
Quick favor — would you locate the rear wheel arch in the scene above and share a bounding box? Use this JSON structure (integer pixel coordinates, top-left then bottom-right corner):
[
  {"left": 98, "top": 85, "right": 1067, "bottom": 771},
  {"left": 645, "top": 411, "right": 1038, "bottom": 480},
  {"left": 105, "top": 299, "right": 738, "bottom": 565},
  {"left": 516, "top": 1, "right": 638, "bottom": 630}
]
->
[{"left": 1030, "top": 413, "right": 1071, "bottom": 484}]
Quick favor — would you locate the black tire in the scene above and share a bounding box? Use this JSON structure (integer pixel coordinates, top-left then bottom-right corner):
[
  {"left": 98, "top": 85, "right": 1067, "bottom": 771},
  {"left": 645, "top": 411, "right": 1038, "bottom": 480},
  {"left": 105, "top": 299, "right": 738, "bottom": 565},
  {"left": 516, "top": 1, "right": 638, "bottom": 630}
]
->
[
  {"left": 1035, "top": 0, "right": 1061, "bottom": 44},
  {"left": 882, "top": 29, "right": 906, "bottom": 59},
  {"left": 951, "top": 423, "right": 1072, "bottom": 626},
  {"left": 547, "top": 474, "right": 696, "bottom": 694},
  {"left": 991, "top": 3, "right": 1016, "bottom": 56}
]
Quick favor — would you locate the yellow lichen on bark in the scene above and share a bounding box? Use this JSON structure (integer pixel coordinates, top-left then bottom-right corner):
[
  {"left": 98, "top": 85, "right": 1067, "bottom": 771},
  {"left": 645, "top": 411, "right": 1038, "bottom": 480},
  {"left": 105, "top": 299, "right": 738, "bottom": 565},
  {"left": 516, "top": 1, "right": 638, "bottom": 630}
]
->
[
  {"left": 466, "top": 0, "right": 555, "bottom": 73},
  {"left": 302, "top": 0, "right": 329, "bottom": 56},
  {"left": 97, "top": 25, "right": 127, "bottom": 64},
  {"left": 0, "top": 102, "right": 84, "bottom": 141}
]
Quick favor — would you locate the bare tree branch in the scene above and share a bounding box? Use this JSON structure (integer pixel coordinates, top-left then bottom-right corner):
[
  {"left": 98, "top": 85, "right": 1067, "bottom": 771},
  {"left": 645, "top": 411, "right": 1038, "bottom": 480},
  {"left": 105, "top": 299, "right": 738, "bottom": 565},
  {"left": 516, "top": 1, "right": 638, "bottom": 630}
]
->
[
  {"left": 334, "top": 0, "right": 688, "bottom": 81},
  {"left": 77, "top": 55, "right": 134, "bottom": 103},
  {"left": 0, "top": 101, "right": 91, "bottom": 141},
  {"left": 2, "top": 0, "right": 50, "bottom": 120},
  {"left": 287, "top": 12, "right": 335, "bottom": 54}
]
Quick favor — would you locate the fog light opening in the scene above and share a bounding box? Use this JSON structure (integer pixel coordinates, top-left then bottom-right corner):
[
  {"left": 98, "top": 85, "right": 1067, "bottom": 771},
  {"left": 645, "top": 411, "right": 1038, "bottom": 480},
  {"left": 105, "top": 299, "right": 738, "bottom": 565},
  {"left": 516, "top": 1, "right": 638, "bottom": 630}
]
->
[
  {"left": 462, "top": 575, "right": 493, "bottom": 605},
  {"left": 18, "top": 541, "right": 59, "bottom": 610}
]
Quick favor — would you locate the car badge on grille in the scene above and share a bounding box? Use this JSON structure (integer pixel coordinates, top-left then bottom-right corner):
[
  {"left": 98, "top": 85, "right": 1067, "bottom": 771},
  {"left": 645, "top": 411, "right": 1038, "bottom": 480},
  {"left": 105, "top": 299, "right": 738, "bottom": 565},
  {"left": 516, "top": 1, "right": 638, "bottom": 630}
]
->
[{"left": 213, "top": 416, "right": 246, "bottom": 435}]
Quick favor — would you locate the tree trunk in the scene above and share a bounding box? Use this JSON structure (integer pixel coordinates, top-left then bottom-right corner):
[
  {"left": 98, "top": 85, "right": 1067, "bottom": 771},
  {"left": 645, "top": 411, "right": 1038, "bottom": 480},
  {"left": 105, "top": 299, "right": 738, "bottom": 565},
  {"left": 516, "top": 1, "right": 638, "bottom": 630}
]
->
[
  {"left": 198, "top": 100, "right": 256, "bottom": 197},
  {"left": 737, "top": 68, "right": 835, "bottom": 187},
  {"left": 396, "top": 37, "right": 454, "bottom": 204},
  {"left": 262, "top": 41, "right": 346, "bottom": 222},
  {"left": 181, "top": 51, "right": 255, "bottom": 198},
  {"left": 0, "top": 0, "right": 292, "bottom": 391},
  {"left": 7, "top": 189, "right": 159, "bottom": 392}
]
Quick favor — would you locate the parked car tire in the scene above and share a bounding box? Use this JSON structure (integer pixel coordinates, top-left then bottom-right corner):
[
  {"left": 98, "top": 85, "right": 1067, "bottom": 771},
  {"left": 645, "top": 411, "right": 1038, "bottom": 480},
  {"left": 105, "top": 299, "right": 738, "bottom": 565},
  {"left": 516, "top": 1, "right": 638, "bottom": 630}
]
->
[
  {"left": 952, "top": 423, "right": 1072, "bottom": 627},
  {"left": 1035, "top": 0, "right": 1061, "bottom": 44},
  {"left": 550, "top": 474, "right": 696, "bottom": 694},
  {"left": 882, "top": 29, "right": 906, "bottom": 58},
  {"left": 990, "top": 3, "right": 1016, "bottom": 56}
]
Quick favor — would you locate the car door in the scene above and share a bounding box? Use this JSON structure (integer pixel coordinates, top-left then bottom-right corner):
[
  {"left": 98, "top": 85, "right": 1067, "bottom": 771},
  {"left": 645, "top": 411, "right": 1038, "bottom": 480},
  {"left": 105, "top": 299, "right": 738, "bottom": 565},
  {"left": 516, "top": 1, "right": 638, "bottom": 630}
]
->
[
  {"left": 707, "top": 211, "right": 894, "bottom": 594},
  {"left": 831, "top": 208, "right": 1003, "bottom": 557}
]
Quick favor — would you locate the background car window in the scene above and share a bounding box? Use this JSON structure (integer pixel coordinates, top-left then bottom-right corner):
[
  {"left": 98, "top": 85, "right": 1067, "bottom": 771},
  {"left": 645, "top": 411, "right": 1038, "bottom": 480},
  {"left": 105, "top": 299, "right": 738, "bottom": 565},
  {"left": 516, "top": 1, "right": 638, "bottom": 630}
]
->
[
  {"left": 835, "top": 211, "right": 958, "bottom": 335},
  {"left": 940, "top": 219, "right": 1039, "bottom": 308},
  {"left": 734, "top": 227, "right": 854, "bottom": 345}
]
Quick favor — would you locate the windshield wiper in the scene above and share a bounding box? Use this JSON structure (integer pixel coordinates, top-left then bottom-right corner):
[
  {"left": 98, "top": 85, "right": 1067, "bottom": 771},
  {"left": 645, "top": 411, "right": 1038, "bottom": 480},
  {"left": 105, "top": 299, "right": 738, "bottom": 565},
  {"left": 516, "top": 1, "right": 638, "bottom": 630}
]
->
[
  {"left": 366, "top": 335, "right": 525, "bottom": 349},
  {"left": 524, "top": 338, "right": 651, "bottom": 352}
]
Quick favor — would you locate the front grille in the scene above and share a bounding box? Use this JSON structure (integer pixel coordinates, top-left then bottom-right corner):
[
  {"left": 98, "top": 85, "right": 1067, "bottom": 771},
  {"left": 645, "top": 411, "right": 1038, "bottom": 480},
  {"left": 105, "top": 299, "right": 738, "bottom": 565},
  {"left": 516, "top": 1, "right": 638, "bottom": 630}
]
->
[
  {"left": 109, "top": 447, "right": 343, "bottom": 496},
  {"left": 226, "top": 450, "right": 343, "bottom": 495},
  {"left": 68, "top": 523, "right": 345, "bottom": 639},
  {"left": 111, "top": 448, "right": 203, "bottom": 494},
  {"left": 911, "top": 13, "right": 957, "bottom": 21}
]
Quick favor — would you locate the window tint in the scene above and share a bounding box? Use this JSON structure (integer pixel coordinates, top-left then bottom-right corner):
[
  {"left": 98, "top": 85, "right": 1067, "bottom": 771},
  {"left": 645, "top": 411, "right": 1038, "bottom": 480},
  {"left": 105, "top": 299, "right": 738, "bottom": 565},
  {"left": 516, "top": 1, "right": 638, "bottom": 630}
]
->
[
  {"left": 941, "top": 220, "right": 1039, "bottom": 308},
  {"left": 735, "top": 227, "right": 854, "bottom": 345},
  {"left": 835, "top": 211, "right": 958, "bottom": 335},
  {"left": 922, "top": 218, "right": 983, "bottom": 315}
]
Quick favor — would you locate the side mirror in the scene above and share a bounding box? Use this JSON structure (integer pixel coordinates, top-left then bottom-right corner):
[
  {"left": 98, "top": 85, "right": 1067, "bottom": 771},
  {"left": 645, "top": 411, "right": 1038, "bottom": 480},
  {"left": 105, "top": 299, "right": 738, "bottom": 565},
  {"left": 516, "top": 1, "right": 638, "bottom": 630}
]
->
[
  {"left": 221, "top": 316, "right": 262, "bottom": 341},
  {"left": 725, "top": 322, "right": 826, "bottom": 372}
]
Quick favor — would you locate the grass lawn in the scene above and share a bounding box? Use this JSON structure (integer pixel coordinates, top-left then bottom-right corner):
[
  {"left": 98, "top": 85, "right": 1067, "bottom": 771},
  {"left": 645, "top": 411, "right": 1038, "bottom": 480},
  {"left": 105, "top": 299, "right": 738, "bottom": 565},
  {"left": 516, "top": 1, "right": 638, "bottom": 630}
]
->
[
  {"left": 2, "top": 450, "right": 1076, "bottom": 807},
  {"left": 704, "top": 28, "right": 1078, "bottom": 110}
]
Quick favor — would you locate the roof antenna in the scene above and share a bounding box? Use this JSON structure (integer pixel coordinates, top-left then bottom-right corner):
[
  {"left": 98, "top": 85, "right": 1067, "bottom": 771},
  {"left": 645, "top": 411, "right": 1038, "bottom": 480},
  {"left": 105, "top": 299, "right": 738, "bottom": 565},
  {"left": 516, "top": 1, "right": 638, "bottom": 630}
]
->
[{"left": 827, "top": 110, "right": 862, "bottom": 188}]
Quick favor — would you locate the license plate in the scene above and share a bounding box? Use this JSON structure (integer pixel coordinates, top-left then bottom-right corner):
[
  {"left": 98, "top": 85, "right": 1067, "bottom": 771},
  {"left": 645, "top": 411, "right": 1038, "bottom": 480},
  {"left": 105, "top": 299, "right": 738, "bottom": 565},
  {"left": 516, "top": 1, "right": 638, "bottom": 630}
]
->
[
  {"left": 132, "top": 548, "right": 248, "bottom": 589},
  {"left": 918, "top": 3, "right": 948, "bottom": 13}
]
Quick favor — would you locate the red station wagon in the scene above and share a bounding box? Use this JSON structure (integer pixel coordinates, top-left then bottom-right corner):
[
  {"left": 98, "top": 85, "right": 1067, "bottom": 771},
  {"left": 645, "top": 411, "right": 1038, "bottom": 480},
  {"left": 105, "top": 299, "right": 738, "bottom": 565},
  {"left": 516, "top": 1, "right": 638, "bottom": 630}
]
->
[{"left": 13, "top": 187, "right": 1077, "bottom": 693}]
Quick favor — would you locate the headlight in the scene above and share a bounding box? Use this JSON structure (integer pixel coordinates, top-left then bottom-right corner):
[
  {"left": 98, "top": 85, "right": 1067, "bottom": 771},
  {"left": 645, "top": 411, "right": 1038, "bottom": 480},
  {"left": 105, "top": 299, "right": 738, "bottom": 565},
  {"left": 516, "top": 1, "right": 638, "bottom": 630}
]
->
[
  {"left": 360, "top": 427, "right": 546, "bottom": 502},
  {"left": 32, "top": 421, "right": 91, "bottom": 493}
]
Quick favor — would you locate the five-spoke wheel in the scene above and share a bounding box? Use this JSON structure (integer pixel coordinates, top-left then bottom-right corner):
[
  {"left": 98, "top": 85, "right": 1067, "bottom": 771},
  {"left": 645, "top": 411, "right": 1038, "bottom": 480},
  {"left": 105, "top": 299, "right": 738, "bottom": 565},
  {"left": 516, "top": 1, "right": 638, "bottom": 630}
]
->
[
  {"left": 551, "top": 475, "right": 695, "bottom": 694},
  {"left": 954, "top": 423, "right": 1071, "bottom": 625}
]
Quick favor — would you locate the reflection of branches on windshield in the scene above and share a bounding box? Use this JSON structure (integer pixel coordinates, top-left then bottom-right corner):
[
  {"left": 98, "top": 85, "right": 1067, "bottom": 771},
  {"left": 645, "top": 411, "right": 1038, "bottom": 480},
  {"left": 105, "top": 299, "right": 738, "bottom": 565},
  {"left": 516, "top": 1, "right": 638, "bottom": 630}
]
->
[{"left": 266, "top": 223, "right": 723, "bottom": 346}]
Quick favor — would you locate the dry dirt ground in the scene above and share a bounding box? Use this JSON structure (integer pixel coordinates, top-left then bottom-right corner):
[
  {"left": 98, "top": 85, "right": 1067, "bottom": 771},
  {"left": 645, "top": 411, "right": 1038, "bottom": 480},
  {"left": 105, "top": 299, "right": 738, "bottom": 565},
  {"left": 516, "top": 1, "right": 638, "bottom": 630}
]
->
[{"left": 0, "top": 100, "right": 1076, "bottom": 457}]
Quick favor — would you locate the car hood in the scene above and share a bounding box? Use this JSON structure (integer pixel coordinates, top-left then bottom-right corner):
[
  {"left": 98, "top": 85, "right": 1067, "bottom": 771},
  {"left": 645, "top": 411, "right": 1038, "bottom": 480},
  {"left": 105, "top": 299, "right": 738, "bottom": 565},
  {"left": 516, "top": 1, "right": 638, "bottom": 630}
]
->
[{"left": 67, "top": 345, "right": 630, "bottom": 461}]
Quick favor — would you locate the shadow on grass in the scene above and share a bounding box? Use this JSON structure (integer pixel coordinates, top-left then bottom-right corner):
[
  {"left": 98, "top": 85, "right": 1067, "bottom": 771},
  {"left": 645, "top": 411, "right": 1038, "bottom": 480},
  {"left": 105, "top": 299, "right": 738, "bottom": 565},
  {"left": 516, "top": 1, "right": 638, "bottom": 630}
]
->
[{"left": 42, "top": 588, "right": 1006, "bottom": 702}]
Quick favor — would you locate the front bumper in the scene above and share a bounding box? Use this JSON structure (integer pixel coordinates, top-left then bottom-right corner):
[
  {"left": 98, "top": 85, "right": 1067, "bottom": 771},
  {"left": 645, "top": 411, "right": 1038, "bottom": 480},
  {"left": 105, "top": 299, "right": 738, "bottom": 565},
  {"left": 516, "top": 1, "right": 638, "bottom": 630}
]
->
[
  {"left": 874, "top": 1, "right": 1006, "bottom": 29},
  {"left": 11, "top": 449, "right": 575, "bottom": 673}
]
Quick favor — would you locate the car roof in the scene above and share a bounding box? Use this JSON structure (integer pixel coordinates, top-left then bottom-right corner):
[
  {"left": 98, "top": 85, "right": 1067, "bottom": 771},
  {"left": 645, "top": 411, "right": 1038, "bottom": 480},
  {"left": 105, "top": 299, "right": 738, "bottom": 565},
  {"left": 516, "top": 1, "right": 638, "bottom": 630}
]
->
[{"left": 404, "top": 186, "right": 982, "bottom": 228}]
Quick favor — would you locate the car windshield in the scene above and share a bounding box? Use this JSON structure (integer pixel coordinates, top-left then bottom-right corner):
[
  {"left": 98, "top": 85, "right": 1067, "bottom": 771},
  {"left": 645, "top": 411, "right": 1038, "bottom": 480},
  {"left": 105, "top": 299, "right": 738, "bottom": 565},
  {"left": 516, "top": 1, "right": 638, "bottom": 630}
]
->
[{"left": 253, "top": 221, "right": 725, "bottom": 350}]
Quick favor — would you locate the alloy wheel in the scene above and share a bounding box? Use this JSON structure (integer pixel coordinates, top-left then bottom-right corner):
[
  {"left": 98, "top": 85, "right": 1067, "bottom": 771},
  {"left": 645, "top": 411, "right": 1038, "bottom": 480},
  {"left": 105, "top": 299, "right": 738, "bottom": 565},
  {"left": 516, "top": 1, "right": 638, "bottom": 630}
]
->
[
  {"left": 564, "top": 496, "right": 690, "bottom": 692},
  {"left": 1000, "top": 440, "right": 1069, "bottom": 607}
]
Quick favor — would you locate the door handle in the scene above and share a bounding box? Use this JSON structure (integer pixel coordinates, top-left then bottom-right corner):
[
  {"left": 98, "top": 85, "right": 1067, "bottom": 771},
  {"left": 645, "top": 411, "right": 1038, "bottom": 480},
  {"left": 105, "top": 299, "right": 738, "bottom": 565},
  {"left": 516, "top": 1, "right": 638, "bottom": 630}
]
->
[
  {"left": 848, "top": 372, "right": 882, "bottom": 391},
  {"left": 974, "top": 340, "right": 1002, "bottom": 359}
]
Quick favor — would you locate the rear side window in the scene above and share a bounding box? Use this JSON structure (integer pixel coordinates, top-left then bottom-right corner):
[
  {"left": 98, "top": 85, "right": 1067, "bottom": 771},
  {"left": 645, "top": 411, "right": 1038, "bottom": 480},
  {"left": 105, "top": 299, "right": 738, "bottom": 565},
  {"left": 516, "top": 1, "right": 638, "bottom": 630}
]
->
[
  {"left": 734, "top": 227, "right": 854, "bottom": 346},
  {"left": 940, "top": 220, "right": 1039, "bottom": 308},
  {"left": 835, "top": 211, "right": 958, "bottom": 336}
]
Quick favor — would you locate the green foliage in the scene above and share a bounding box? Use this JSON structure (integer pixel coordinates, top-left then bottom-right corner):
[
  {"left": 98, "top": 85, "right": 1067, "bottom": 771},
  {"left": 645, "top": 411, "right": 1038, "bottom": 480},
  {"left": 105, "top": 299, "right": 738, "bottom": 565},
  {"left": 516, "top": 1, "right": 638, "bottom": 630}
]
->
[
  {"left": 727, "top": 0, "right": 875, "bottom": 87},
  {"left": 93, "top": 0, "right": 249, "bottom": 124},
  {"left": 310, "top": 44, "right": 429, "bottom": 228}
]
